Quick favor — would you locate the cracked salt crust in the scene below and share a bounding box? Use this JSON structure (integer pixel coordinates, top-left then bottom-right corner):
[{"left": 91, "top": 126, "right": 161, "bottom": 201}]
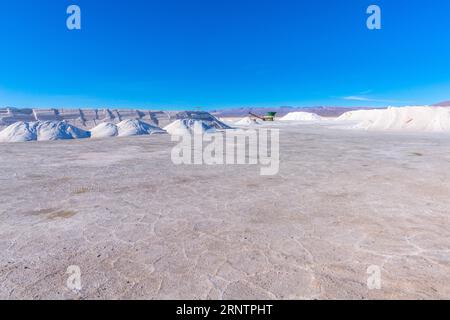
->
[{"left": 1, "top": 123, "right": 450, "bottom": 299}]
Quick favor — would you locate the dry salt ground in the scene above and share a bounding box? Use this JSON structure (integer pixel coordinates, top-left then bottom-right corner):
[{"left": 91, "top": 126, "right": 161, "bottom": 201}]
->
[
  {"left": 1, "top": 121, "right": 450, "bottom": 299},
  {"left": 336, "top": 106, "right": 450, "bottom": 132}
]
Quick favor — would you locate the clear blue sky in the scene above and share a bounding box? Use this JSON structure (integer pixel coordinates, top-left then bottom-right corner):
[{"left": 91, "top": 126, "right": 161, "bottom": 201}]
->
[{"left": 0, "top": 0, "right": 450, "bottom": 110}]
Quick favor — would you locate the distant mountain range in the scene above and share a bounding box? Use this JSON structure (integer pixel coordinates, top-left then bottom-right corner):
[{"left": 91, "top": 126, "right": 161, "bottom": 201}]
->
[
  {"left": 433, "top": 101, "right": 450, "bottom": 106},
  {"left": 211, "top": 106, "right": 381, "bottom": 118},
  {"left": 212, "top": 102, "right": 450, "bottom": 118}
]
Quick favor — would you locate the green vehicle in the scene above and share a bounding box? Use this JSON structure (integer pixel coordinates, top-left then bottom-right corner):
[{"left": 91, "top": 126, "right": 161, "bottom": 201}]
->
[
  {"left": 249, "top": 111, "right": 277, "bottom": 122},
  {"left": 264, "top": 112, "right": 277, "bottom": 121}
]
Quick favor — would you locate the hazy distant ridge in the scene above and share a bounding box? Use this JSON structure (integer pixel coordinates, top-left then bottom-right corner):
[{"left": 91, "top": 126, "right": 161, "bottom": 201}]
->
[
  {"left": 0, "top": 107, "right": 179, "bottom": 129},
  {"left": 211, "top": 106, "right": 380, "bottom": 118}
]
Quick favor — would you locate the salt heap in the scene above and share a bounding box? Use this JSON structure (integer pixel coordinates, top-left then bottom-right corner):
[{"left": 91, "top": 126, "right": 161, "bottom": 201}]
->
[
  {"left": 0, "top": 122, "right": 37, "bottom": 142},
  {"left": 90, "top": 119, "right": 165, "bottom": 138},
  {"left": 280, "top": 112, "right": 322, "bottom": 121},
  {"left": 164, "top": 119, "right": 217, "bottom": 135},
  {"left": 37, "top": 121, "right": 90, "bottom": 141},
  {"left": 337, "top": 106, "right": 450, "bottom": 132},
  {"left": 116, "top": 119, "right": 165, "bottom": 137},
  {"left": 235, "top": 117, "right": 261, "bottom": 126},
  {"left": 174, "top": 111, "right": 232, "bottom": 130},
  {"left": 0, "top": 121, "right": 90, "bottom": 143},
  {"left": 336, "top": 109, "right": 383, "bottom": 122},
  {"left": 90, "top": 122, "right": 119, "bottom": 138}
]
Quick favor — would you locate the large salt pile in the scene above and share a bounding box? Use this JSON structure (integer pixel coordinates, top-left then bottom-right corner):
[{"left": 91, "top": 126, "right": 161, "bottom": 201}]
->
[
  {"left": 337, "top": 106, "right": 450, "bottom": 132},
  {"left": 280, "top": 112, "right": 322, "bottom": 121},
  {"left": 175, "top": 111, "right": 232, "bottom": 130},
  {"left": 336, "top": 109, "right": 383, "bottom": 122},
  {"left": 36, "top": 121, "right": 90, "bottom": 141},
  {"left": 164, "top": 119, "right": 217, "bottom": 135},
  {"left": 90, "top": 120, "right": 165, "bottom": 138},
  {"left": 0, "top": 122, "right": 38, "bottom": 142},
  {"left": 90, "top": 122, "right": 119, "bottom": 138},
  {"left": 116, "top": 119, "right": 165, "bottom": 137},
  {"left": 0, "top": 121, "right": 90, "bottom": 143},
  {"left": 235, "top": 117, "right": 261, "bottom": 126}
]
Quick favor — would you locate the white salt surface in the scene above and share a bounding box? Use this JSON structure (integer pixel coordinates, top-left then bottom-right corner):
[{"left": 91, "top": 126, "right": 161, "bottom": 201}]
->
[{"left": 2, "top": 124, "right": 450, "bottom": 299}]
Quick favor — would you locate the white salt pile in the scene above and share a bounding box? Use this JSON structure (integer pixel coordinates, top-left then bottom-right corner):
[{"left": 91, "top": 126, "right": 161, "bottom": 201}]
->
[
  {"left": 164, "top": 119, "right": 217, "bottom": 135},
  {"left": 336, "top": 109, "right": 383, "bottom": 122},
  {"left": 336, "top": 106, "right": 450, "bottom": 132},
  {"left": 235, "top": 117, "right": 261, "bottom": 126},
  {"left": 37, "top": 121, "right": 90, "bottom": 141},
  {"left": 0, "top": 121, "right": 90, "bottom": 143},
  {"left": 175, "top": 111, "right": 232, "bottom": 130},
  {"left": 0, "top": 122, "right": 37, "bottom": 142},
  {"left": 90, "top": 119, "right": 165, "bottom": 138},
  {"left": 280, "top": 112, "right": 322, "bottom": 121},
  {"left": 90, "top": 122, "right": 119, "bottom": 138},
  {"left": 116, "top": 119, "right": 165, "bottom": 137}
]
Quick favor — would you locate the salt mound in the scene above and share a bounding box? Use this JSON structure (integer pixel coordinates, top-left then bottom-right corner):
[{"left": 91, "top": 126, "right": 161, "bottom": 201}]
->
[
  {"left": 36, "top": 121, "right": 90, "bottom": 141},
  {"left": 0, "top": 122, "right": 38, "bottom": 142},
  {"left": 90, "top": 122, "right": 119, "bottom": 138},
  {"left": 175, "top": 111, "right": 232, "bottom": 130},
  {"left": 280, "top": 112, "right": 322, "bottom": 121},
  {"left": 164, "top": 119, "right": 217, "bottom": 135},
  {"left": 337, "top": 106, "right": 450, "bottom": 132},
  {"left": 116, "top": 119, "right": 165, "bottom": 137},
  {"left": 90, "top": 120, "right": 165, "bottom": 138},
  {"left": 0, "top": 121, "right": 90, "bottom": 143},
  {"left": 336, "top": 109, "right": 383, "bottom": 122},
  {"left": 235, "top": 117, "right": 261, "bottom": 126}
]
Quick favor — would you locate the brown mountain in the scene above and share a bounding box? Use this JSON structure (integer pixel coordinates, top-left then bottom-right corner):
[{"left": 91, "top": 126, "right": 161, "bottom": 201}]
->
[
  {"left": 433, "top": 101, "right": 450, "bottom": 106},
  {"left": 211, "top": 106, "right": 381, "bottom": 118}
]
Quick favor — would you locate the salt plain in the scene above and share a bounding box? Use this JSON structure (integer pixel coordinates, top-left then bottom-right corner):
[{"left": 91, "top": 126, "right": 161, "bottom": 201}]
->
[{"left": 1, "top": 120, "right": 450, "bottom": 299}]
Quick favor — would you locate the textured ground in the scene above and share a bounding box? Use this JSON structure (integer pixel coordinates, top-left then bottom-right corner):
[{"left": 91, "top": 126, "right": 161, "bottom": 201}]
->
[{"left": 1, "top": 122, "right": 450, "bottom": 300}]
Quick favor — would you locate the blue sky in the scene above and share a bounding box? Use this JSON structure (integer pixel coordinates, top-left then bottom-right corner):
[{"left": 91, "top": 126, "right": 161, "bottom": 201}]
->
[{"left": 0, "top": 0, "right": 449, "bottom": 110}]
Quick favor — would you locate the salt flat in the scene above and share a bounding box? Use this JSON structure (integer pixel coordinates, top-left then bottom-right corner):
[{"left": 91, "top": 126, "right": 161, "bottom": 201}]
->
[{"left": 1, "top": 122, "right": 450, "bottom": 299}]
